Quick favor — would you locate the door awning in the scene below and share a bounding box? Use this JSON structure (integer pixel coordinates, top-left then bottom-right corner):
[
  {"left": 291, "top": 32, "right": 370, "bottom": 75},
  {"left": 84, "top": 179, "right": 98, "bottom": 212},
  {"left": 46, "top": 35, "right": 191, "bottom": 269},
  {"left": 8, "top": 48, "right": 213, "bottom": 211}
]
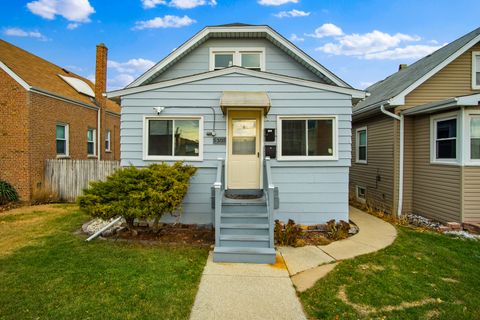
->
[{"left": 220, "top": 91, "right": 271, "bottom": 114}]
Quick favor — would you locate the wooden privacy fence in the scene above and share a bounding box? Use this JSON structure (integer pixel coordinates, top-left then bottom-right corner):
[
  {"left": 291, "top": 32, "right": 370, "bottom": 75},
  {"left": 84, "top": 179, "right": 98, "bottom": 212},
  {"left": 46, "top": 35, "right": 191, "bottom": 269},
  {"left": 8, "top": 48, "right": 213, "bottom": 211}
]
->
[{"left": 45, "top": 159, "right": 120, "bottom": 202}]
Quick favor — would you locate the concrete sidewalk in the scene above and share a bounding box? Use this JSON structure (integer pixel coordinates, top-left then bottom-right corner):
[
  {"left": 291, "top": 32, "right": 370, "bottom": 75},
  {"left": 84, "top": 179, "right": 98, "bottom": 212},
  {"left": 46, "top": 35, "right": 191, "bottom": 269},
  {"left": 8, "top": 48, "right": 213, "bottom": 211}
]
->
[
  {"left": 190, "top": 253, "right": 306, "bottom": 320},
  {"left": 282, "top": 206, "right": 397, "bottom": 292},
  {"left": 189, "top": 207, "right": 397, "bottom": 319}
]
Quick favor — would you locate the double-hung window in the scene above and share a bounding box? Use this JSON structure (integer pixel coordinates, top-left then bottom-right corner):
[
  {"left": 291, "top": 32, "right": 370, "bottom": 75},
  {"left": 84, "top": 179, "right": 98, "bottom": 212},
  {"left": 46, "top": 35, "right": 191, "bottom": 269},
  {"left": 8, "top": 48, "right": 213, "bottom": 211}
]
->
[
  {"left": 105, "top": 129, "right": 111, "bottom": 152},
  {"left": 356, "top": 127, "right": 367, "bottom": 163},
  {"left": 87, "top": 128, "right": 96, "bottom": 156},
  {"left": 210, "top": 48, "right": 265, "bottom": 71},
  {"left": 432, "top": 115, "right": 458, "bottom": 163},
  {"left": 144, "top": 117, "right": 203, "bottom": 161},
  {"left": 56, "top": 123, "right": 69, "bottom": 157},
  {"left": 469, "top": 114, "right": 480, "bottom": 161},
  {"left": 472, "top": 52, "right": 480, "bottom": 89},
  {"left": 278, "top": 116, "right": 336, "bottom": 160}
]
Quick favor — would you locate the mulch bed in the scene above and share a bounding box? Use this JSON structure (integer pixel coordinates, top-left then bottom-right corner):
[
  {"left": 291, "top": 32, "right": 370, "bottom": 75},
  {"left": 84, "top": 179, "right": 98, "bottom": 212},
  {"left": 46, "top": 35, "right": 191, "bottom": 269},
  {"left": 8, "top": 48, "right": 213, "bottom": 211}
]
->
[{"left": 0, "top": 202, "right": 23, "bottom": 213}]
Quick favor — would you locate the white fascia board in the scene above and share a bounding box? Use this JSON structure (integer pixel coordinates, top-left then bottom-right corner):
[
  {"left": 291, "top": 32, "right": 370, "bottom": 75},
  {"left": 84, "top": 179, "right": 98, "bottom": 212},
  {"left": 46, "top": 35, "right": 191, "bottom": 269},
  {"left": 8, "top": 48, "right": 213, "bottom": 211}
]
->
[
  {"left": 390, "top": 33, "right": 480, "bottom": 106},
  {"left": 127, "top": 25, "right": 350, "bottom": 89},
  {"left": 0, "top": 61, "right": 31, "bottom": 91},
  {"left": 107, "top": 67, "right": 366, "bottom": 99}
]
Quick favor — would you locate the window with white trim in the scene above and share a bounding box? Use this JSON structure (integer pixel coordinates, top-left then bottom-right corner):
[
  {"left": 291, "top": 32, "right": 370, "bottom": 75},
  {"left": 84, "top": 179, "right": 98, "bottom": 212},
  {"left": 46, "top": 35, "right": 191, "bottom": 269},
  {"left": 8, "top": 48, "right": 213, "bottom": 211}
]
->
[
  {"left": 469, "top": 115, "right": 480, "bottom": 160},
  {"left": 356, "top": 185, "right": 366, "bottom": 202},
  {"left": 144, "top": 117, "right": 203, "bottom": 160},
  {"left": 356, "top": 127, "right": 367, "bottom": 163},
  {"left": 431, "top": 115, "right": 458, "bottom": 162},
  {"left": 87, "top": 128, "right": 96, "bottom": 156},
  {"left": 56, "top": 123, "right": 69, "bottom": 156},
  {"left": 105, "top": 129, "right": 111, "bottom": 152},
  {"left": 472, "top": 52, "right": 480, "bottom": 89},
  {"left": 210, "top": 48, "right": 265, "bottom": 71},
  {"left": 278, "top": 116, "right": 336, "bottom": 160}
]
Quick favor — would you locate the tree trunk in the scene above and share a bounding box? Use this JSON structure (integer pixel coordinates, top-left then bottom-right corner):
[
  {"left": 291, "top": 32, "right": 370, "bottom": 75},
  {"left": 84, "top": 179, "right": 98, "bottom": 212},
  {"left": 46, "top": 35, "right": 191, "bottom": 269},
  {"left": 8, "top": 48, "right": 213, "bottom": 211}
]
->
[{"left": 126, "top": 217, "right": 137, "bottom": 236}]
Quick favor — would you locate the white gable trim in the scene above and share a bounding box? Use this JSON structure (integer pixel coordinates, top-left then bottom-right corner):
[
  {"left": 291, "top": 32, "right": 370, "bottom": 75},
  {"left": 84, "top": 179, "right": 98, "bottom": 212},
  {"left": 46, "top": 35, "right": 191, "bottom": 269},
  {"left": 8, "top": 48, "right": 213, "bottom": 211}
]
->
[
  {"left": 127, "top": 25, "right": 350, "bottom": 88},
  {"left": 107, "top": 67, "right": 365, "bottom": 99},
  {"left": 390, "top": 33, "right": 480, "bottom": 106},
  {"left": 0, "top": 61, "right": 31, "bottom": 91}
]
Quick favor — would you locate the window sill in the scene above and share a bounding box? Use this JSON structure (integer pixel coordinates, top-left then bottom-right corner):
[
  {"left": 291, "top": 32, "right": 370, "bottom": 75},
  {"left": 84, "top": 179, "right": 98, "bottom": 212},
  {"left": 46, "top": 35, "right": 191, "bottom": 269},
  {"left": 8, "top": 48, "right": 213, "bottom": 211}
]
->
[
  {"left": 105, "top": 150, "right": 112, "bottom": 153},
  {"left": 143, "top": 156, "right": 203, "bottom": 162},
  {"left": 56, "top": 155, "right": 70, "bottom": 159},
  {"left": 87, "top": 155, "right": 98, "bottom": 159},
  {"left": 355, "top": 160, "right": 368, "bottom": 164},
  {"left": 430, "top": 160, "right": 460, "bottom": 166}
]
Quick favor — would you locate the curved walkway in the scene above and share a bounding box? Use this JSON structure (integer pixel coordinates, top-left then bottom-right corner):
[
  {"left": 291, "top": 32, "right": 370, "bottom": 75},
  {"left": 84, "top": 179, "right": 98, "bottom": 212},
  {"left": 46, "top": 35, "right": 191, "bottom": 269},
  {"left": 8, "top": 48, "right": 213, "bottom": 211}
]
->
[
  {"left": 189, "top": 206, "right": 397, "bottom": 319},
  {"left": 282, "top": 206, "right": 397, "bottom": 292}
]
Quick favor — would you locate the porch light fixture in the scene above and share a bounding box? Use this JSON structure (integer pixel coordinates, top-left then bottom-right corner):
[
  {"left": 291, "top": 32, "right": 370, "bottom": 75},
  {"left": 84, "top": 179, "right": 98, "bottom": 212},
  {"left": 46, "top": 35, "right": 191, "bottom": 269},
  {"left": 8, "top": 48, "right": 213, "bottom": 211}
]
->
[{"left": 153, "top": 107, "right": 164, "bottom": 115}]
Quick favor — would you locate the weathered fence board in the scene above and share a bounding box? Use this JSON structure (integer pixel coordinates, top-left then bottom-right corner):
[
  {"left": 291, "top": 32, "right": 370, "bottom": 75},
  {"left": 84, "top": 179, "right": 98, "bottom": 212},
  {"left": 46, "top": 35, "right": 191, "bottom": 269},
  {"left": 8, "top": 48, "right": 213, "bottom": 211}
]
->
[{"left": 45, "top": 159, "right": 120, "bottom": 202}]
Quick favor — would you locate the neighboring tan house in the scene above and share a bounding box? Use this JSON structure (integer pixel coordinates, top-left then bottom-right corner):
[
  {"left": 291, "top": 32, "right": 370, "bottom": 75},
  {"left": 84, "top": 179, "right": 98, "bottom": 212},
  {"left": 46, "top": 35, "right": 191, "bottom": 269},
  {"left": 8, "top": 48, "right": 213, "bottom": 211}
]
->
[
  {"left": 107, "top": 23, "right": 365, "bottom": 263},
  {"left": 351, "top": 27, "right": 480, "bottom": 227},
  {"left": 0, "top": 39, "right": 120, "bottom": 202}
]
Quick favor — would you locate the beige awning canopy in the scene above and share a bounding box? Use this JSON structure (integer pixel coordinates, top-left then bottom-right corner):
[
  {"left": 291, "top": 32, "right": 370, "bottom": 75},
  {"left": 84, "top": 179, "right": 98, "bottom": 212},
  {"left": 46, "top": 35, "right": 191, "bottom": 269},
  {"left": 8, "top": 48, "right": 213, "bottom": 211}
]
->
[{"left": 220, "top": 91, "right": 271, "bottom": 114}]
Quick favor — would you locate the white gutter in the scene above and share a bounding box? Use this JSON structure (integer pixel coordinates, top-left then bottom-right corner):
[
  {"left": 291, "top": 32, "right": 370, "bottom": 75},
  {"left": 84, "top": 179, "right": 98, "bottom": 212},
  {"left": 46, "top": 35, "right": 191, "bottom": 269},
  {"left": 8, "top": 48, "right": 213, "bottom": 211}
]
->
[{"left": 380, "top": 104, "right": 404, "bottom": 218}]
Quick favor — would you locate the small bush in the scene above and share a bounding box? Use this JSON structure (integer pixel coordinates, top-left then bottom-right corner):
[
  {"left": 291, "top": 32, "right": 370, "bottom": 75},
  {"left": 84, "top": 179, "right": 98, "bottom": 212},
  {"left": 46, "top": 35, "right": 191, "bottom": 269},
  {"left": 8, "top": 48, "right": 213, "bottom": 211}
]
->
[
  {"left": 326, "top": 219, "right": 350, "bottom": 240},
  {"left": 0, "top": 180, "right": 19, "bottom": 205},
  {"left": 77, "top": 162, "right": 197, "bottom": 234},
  {"left": 275, "top": 219, "right": 304, "bottom": 247}
]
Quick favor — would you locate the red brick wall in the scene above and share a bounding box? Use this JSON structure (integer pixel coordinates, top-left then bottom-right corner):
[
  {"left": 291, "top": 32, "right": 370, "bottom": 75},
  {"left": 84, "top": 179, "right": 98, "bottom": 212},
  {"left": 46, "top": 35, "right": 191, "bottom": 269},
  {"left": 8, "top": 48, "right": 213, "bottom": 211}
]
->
[{"left": 0, "top": 70, "right": 31, "bottom": 200}]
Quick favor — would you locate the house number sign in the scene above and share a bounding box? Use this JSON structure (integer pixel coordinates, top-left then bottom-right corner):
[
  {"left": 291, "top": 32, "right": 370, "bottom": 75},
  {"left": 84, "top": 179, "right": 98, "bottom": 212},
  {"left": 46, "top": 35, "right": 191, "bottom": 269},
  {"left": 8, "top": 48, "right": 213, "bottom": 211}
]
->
[{"left": 213, "top": 137, "right": 226, "bottom": 145}]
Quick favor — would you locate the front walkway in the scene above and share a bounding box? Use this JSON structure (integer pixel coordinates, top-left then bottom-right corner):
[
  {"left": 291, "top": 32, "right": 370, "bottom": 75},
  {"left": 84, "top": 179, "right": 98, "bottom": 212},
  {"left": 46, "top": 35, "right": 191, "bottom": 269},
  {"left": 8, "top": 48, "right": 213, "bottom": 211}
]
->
[{"left": 189, "top": 206, "right": 397, "bottom": 319}]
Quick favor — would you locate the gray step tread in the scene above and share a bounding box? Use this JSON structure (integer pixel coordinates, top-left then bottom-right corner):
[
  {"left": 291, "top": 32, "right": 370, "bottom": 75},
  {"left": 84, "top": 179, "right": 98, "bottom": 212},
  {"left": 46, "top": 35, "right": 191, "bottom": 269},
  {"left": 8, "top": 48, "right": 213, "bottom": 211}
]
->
[
  {"left": 221, "top": 213, "right": 268, "bottom": 218},
  {"left": 220, "top": 234, "right": 269, "bottom": 241},
  {"left": 214, "top": 247, "right": 276, "bottom": 255},
  {"left": 221, "top": 223, "right": 269, "bottom": 229}
]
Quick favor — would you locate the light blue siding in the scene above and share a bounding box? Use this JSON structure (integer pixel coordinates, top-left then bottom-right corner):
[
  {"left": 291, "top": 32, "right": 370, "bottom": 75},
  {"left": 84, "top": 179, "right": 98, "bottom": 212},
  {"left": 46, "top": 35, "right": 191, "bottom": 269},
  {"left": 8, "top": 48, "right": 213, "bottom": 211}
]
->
[
  {"left": 121, "top": 72, "right": 352, "bottom": 224},
  {"left": 151, "top": 38, "right": 324, "bottom": 83}
]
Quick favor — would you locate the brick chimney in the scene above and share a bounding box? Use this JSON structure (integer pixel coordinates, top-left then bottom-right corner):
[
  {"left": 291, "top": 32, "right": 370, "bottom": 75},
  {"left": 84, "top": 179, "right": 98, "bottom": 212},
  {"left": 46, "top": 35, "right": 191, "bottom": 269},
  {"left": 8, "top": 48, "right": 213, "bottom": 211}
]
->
[{"left": 95, "top": 43, "right": 108, "bottom": 160}]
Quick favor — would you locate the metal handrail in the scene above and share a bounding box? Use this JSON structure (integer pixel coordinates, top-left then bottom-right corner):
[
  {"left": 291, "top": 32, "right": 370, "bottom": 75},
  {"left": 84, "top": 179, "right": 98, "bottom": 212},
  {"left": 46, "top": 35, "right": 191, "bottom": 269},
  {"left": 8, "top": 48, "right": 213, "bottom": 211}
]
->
[
  {"left": 263, "top": 157, "right": 275, "bottom": 248},
  {"left": 213, "top": 158, "right": 224, "bottom": 246}
]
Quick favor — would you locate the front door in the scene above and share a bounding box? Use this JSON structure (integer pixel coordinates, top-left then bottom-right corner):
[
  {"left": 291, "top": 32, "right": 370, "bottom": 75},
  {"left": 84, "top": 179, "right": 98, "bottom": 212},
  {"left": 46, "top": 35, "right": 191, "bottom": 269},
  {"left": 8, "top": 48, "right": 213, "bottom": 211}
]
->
[{"left": 227, "top": 110, "right": 261, "bottom": 189}]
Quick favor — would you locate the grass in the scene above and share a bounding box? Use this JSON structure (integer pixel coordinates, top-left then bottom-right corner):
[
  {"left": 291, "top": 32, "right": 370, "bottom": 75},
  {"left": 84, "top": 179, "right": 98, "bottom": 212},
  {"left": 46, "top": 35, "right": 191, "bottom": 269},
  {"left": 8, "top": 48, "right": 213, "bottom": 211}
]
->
[
  {"left": 300, "top": 226, "right": 480, "bottom": 320},
  {"left": 0, "top": 204, "right": 209, "bottom": 320}
]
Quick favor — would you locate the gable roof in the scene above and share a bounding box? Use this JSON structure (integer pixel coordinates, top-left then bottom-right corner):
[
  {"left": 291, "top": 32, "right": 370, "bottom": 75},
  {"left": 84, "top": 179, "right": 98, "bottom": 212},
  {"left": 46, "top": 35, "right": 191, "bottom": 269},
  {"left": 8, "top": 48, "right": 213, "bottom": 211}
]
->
[
  {"left": 0, "top": 39, "right": 120, "bottom": 113},
  {"left": 107, "top": 66, "right": 365, "bottom": 99},
  {"left": 354, "top": 26, "right": 480, "bottom": 115},
  {"left": 127, "top": 24, "right": 351, "bottom": 89}
]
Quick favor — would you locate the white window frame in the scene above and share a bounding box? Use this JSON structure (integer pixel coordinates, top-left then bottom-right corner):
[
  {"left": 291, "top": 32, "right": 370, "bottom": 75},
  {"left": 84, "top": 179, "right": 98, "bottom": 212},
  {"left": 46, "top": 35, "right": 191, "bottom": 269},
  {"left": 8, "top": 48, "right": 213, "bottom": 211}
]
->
[
  {"left": 430, "top": 111, "right": 461, "bottom": 165},
  {"left": 355, "top": 126, "right": 367, "bottom": 164},
  {"left": 356, "top": 185, "right": 366, "bottom": 203},
  {"left": 209, "top": 47, "right": 266, "bottom": 71},
  {"left": 277, "top": 115, "right": 338, "bottom": 161},
  {"left": 465, "top": 110, "right": 480, "bottom": 165},
  {"left": 143, "top": 115, "right": 204, "bottom": 161},
  {"left": 56, "top": 123, "right": 69, "bottom": 158},
  {"left": 472, "top": 51, "right": 480, "bottom": 90},
  {"left": 105, "top": 129, "right": 111, "bottom": 152},
  {"left": 87, "top": 128, "right": 96, "bottom": 157}
]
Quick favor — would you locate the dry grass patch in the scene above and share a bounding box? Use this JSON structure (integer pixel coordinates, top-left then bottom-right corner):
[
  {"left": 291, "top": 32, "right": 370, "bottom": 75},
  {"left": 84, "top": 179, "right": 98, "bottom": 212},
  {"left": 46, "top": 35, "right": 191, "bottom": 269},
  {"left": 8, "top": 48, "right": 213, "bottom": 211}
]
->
[{"left": 0, "top": 204, "right": 73, "bottom": 256}]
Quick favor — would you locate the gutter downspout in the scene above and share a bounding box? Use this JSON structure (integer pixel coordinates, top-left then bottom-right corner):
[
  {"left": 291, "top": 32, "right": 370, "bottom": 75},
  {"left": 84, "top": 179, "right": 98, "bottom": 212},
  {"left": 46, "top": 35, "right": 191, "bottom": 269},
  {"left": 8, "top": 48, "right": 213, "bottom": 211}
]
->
[
  {"left": 380, "top": 104, "right": 404, "bottom": 218},
  {"left": 97, "top": 107, "right": 101, "bottom": 160}
]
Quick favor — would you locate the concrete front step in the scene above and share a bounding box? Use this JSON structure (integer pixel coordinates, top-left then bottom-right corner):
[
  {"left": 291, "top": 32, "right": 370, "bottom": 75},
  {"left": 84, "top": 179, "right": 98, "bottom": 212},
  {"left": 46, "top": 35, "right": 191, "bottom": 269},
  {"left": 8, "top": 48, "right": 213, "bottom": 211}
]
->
[{"left": 213, "top": 247, "right": 276, "bottom": 264}]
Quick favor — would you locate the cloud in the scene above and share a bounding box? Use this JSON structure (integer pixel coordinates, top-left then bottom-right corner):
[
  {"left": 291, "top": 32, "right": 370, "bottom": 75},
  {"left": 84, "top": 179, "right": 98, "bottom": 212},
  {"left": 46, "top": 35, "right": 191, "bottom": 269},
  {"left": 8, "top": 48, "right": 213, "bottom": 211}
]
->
[
  {"left": 133, "top": 15, "right": 196, "bottom": 30},
  {"left": 27, "top": 0, "right": 94, "bottom": 22},
  {"left": 108, "top": 58, "right": 155, "bottom": 74},
  {"left": 274, "top": 9, "right": 310, "bottom": 18},
  {"left": 363, "top": 44, "right": 445, "bottom": 60},
  {"left": 3, "top": 27, "right": 47, "bottom": 40},
  {"left": 290, "top": 33, "right": 304, "bottom": 42},
  {"left": 67, "top": 22, "right": 79, "bottom": 29},
  {"left": 258, "top": 0, "right": 299, "bottom": 6},
  {"left": 141, "top": 0, "right": 216, "bottom": 9},
  {"left": 108, "top": 74, "right": 136, "bottom": 90},
  {"left": 306, "top": 23, "right": 343, "bottom": 38}
]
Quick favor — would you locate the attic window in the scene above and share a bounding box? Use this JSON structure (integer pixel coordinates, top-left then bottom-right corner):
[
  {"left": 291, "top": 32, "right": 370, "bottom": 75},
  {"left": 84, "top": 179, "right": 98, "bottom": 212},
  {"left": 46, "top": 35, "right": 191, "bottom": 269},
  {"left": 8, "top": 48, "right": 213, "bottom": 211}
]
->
[
  {"left": 473, "top": 52, "right": 480, "bottom": 89},
  {"left": 58, "top": 74, "right": 95, "bottom": 97},
  {"left": 210, "top": 48, "right": 265, "bottom": 71}
]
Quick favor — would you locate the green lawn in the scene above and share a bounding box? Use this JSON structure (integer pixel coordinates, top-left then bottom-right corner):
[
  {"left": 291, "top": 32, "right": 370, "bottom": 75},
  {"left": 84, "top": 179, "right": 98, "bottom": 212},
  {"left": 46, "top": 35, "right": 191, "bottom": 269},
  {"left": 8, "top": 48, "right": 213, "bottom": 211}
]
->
[
  {"left": 300, "top": 226, "right": 480, "bottom": 320},
  {"left": 0, "top": 204, "right": 209, "bottom": 320}
]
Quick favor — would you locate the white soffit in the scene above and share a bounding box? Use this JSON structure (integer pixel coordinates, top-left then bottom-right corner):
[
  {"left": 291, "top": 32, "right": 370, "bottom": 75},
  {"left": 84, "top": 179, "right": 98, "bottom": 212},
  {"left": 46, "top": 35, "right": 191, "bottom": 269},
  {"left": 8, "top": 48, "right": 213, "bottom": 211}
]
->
[{"left": 58, "top": 74, "right": 95, "bottom": 97}]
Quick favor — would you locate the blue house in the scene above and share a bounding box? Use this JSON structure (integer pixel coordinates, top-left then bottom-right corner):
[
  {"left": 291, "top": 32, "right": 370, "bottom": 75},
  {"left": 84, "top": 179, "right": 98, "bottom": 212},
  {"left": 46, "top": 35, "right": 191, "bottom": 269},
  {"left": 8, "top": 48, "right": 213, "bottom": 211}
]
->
[{"left": 107, "top": 24, "right": 365, "bottom": 263}]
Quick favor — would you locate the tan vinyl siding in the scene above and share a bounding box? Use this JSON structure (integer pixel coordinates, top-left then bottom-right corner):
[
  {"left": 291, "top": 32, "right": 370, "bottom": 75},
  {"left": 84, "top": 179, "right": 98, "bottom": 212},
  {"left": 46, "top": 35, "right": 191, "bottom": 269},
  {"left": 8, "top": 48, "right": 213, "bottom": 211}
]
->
[
  {"left": 403, "top": 42, "right": 480, "bottom": 109},
  {"left": 412, "top": 115, "right": 462, "bottom": 222},
  {"left": 463, "top": 166, "right": 480, "bottom": 223},
  {"left": 350, "top": 115, "right": 395, "bottom": 212}
]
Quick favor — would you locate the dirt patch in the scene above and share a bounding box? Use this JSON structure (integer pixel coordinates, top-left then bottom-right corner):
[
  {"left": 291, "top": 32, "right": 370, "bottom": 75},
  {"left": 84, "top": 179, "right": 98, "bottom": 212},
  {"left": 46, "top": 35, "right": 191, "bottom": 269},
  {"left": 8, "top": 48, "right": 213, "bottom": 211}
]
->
[
  {"left": 109, "top": 224, "right": 214, "bottom": 246},
  {"left": 425, "top": 309, "right": 440, "bottom": 319},
  {"left": 358, "top": 264, "right": 385, "bottom": 272},
  {"left": 0, "top": 204, "right": 73, "bottom": 256},
  {"left": 337, "top": 285, "right": 442, "bottom": 316},
  {"left": 441, "top": 277, "right": 459, "bottom": 283}
]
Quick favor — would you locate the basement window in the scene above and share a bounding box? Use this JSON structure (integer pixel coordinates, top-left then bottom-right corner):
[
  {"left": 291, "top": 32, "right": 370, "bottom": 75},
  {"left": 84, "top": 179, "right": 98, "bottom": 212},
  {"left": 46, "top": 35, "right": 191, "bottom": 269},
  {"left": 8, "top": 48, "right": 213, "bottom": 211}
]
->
[{"left": 356, "top": 185, "right": 366, "bottom": 203}]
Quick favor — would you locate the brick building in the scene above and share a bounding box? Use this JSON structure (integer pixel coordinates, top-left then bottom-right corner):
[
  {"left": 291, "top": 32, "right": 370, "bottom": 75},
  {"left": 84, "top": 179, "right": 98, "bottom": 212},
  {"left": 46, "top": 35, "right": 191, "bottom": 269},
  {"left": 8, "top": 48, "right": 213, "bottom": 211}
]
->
[{"left": 0, "top": 39, "right": 120, "bottom": 201}]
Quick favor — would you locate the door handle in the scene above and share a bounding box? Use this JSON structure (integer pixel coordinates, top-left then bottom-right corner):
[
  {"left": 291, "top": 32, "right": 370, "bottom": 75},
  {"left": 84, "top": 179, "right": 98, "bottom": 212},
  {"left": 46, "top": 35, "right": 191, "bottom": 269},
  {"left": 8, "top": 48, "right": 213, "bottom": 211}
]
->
[{"left": 257, "top": 152, "right": 260, "bottom": 158}]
